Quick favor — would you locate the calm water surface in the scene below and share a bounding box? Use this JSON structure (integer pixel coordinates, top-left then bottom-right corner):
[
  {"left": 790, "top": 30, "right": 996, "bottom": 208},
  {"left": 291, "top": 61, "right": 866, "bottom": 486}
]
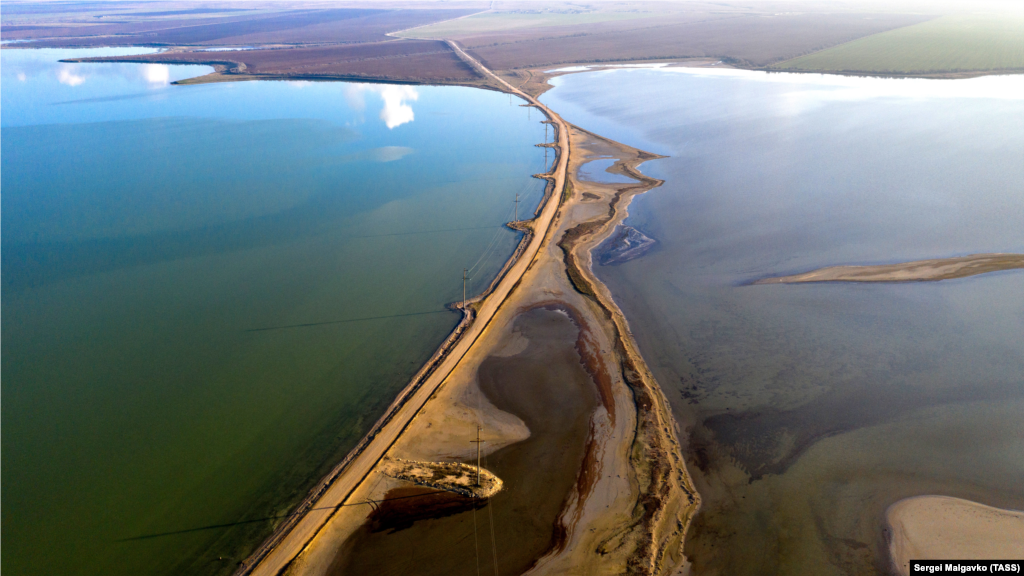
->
[
  {"left": 542, "top": 68, "right": 1024, "bottom": 575},
  {"left": 2, "top": 48, "right": 547, "bottom": 576}
]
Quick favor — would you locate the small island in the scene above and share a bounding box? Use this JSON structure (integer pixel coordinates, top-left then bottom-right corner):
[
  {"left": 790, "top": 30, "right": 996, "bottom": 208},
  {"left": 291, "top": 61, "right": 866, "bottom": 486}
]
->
[{"left": 755, "top": 253, "right": 1024, "bottom": 284}]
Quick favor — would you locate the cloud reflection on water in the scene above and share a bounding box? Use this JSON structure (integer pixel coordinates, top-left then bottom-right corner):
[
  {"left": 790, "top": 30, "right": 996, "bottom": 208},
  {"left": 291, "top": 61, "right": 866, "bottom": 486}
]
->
[
  {"left": 140, "top": 64, "right": 170, "bottom": 86},
  {"left": 57, "top": 65, "right": 86, "bottom": 86},
  {"left": 7, "top": 53, "right": 176, "bottom": 89},
  {"left": 344, "top": 84, "right": 420, "bottom": 129}
]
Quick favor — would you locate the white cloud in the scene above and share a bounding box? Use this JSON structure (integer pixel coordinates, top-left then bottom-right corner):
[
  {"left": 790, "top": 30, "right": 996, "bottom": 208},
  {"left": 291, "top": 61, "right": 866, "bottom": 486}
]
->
[
  {"left": 140, "top": 64, "right": 170, "bottom": 86},
  {"left": 345, "top": 84, "right": 420, "bottom": 129},
  {"left": 17, "top": 72, "right": 27, "bottom": 82},
  {"left": 57, "top": 65, "right": 86, "bottom": 86}
]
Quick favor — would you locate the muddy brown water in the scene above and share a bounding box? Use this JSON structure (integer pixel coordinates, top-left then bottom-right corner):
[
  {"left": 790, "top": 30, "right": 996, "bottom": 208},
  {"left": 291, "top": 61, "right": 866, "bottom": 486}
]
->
[{"left": 330, "top": 307, "right": 600, "bottom": 575}]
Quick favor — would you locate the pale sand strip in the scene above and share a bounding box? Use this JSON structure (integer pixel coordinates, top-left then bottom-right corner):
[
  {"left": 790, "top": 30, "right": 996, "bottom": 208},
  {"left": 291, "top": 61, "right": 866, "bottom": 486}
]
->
[
  {"left": 239, "top": 42, "right": 574, "bottom": 576},
  {"left": 887, "top": 496, "right": 1024, "bottom": 575},
  {"left": 755, "top": 253, "right": 1024, "bottom": 284}
]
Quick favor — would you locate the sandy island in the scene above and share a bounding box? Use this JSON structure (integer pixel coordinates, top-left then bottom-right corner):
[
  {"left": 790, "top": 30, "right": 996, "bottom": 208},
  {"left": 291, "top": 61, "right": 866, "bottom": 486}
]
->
[
  {"left": 887, "top": 496, "right": 1024, "bottom": 575},
  {"left": 755, "top": 253, "right": 1024, "bottom": 284},
  {"left": 229, "top": 46, "right": 699, "bottom": 576}
]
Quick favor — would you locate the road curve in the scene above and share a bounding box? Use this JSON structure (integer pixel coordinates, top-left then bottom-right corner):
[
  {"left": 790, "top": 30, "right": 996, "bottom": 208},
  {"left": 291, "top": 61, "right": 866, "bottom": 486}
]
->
[{"left": 241, "top": 42, "right": 571, "bottom": 576}]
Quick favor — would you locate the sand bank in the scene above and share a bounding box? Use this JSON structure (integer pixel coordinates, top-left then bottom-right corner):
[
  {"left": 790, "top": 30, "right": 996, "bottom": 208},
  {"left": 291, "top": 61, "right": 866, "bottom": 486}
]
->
[
  {"left": 379, "top": 458, "right": 503, "bottom": 499},
  {"left": 328, "top": 307, "right": 604, "bottom": 576},
  {"left": 755, "top": 253, "right": 1024, "bottom": 284},
  {"left": 887, "top": 496, "right": 1024, "bottom": 575}
]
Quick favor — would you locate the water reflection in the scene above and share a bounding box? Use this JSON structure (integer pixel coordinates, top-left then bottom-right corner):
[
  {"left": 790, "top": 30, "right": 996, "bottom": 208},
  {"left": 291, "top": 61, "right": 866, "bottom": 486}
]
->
[
  {"left": 2, "top": 47, "right": 547, "bottom": 576},
  {"left": 345, "top": 83, "right": 420, "bottom": 129},
  {"left": 542, "top": 67, "right": 1024, "bottom": 575},
  {"left": 56, "top": 64, "right": 86, "bottom": 86},
  {"left": 663, "top": 66, "right": 1024, "bottom": 100},
  {"left": 4, "top": 49, "right": 178, "bottom": 88}
]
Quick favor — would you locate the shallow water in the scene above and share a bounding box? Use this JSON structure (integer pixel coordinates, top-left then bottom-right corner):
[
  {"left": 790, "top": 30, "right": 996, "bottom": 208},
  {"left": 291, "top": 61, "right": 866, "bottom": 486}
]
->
[
  {"left": 542, "top": 68, "right": 1024, "bottom": 574},
  {"left": 332, "top": 308, "right": 599, "bottom": 575},
  {"left": 577, "top": 158, "right": 634, "bottom": 184},
  {"left": 1, "top": 48, "right": 547, "bottom": 576}
]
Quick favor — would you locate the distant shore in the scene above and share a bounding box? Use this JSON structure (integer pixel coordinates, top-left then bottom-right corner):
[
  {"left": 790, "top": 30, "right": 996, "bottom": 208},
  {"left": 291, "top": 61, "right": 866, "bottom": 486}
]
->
[{"left": 754, "top": 253, "right": 1024, "bottom": 284}]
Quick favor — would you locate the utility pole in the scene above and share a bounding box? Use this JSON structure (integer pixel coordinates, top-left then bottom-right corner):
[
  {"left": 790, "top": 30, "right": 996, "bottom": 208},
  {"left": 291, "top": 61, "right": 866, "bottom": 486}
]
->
[
  {"left": 470, "top": 426, "right": 485, "bottom": 486},
  {"left": 514, "top": 193, "right": 519, "bottom": 222},
  {"left": 463, "top": 268, "right": 468, "bottom": 310}
]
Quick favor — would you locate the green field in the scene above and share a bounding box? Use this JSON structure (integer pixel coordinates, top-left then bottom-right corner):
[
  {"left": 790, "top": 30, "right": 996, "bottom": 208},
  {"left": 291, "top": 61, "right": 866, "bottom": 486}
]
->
[
  {"left": 776, "top": 13, "right": 1024, "bottom": 73},
  {"left": 395, "top": 11, "right": 657, "bottom": 39}
]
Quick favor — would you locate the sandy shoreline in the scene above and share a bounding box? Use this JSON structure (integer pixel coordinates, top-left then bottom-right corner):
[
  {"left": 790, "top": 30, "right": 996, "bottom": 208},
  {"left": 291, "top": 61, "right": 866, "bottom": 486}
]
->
[
  {"left": 754, "top": 253, "right": 1024, "bottom": 284},
  {"left": 886, "top": 495, "right": 1024, "bottom": 575}
]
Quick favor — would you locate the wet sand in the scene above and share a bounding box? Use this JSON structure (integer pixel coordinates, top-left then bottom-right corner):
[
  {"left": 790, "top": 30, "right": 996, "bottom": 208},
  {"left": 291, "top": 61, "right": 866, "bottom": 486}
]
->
[
  {"left": 887, "top": 496, "right": 1024, "bottom": 575},
  {"left": 754, "top": 253, "right": 1024, "bottom": 284},
  {"left": 328, "top": 308, "right": 600, "bottom": 576}
]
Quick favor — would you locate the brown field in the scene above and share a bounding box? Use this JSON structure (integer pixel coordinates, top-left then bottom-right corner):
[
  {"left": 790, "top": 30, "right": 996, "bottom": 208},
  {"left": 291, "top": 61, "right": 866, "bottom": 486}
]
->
[
  {"left": 17, "top": 0, "right": 948, "bottom": 84},
  {"left": 11, "top": 1, "right": 1013, "bottom": 77},
  {"left": 69, "top": 39, "right": 481, "bottom": 83},
  {"left": 463, "top": 12, "right": 933, "bottom": 69},
  {"left": 1, "top": 5, "right": 481, "bottom": 46}
]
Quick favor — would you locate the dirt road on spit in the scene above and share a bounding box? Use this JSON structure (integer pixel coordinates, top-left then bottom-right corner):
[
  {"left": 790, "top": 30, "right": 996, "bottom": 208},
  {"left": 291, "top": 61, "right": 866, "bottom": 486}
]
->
[{"left": 240, "top": 43, "right": 571, "bottom": 576}]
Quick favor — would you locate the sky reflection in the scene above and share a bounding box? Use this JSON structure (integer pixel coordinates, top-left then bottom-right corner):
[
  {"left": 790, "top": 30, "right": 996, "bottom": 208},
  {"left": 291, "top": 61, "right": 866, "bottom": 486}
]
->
[
  {"left": 2, "top": 48, "right": 422, "bottom": 130},
  {"left": 345, "top": 83, "right": 420, "bottom": 129}
]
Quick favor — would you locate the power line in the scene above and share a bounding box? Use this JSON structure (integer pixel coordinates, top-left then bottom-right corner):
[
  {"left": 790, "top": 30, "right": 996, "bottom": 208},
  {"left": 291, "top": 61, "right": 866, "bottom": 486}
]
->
[
  {"left": 117, "top": 489, "right": 453, "bottom": 542},
  {"left": 245, "top": 310, "right": 449, "bottom": 332}
]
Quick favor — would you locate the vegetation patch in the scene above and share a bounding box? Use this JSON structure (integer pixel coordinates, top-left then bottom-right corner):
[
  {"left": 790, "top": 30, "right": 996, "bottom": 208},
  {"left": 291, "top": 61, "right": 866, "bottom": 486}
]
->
[{"left": 775, "top": 14, "right": 1024, "bottom": 73}]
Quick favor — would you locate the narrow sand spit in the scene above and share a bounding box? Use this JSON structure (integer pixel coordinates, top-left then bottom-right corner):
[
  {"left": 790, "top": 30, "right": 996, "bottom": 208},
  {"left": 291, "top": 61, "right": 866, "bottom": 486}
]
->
[
  {"left": 755, "top": 253, "right": 1024, "bottom": 284},
  {"left": 886, "top": 496, "right": 1024, "bottom": 575},
  {"left": 242, "top": 46, "right": 699, "bottom": 576},
  {"left": 284, "top": 123, "right": 698, "bottom": 576}
]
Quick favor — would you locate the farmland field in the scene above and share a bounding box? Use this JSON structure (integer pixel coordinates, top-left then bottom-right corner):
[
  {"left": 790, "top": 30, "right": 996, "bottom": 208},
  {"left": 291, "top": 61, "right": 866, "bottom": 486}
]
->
[
  {"left": 776, "top": 14, "right": 1024, "bottom": 73},
  {"left": 77, "top": 40, "right": 481, "bottom": 83},
  {"left": 465, "top": 12, "right": 930, "bottom": 69},
  {"left": 394, "top": 11, "right": 658, "bottom": 39}
]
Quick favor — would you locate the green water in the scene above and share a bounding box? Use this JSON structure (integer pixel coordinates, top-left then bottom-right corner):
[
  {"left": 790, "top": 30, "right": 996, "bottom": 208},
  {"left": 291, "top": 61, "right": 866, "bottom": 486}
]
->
[{"left": 2, "top": 48, "right": 547, "bottom": 575}]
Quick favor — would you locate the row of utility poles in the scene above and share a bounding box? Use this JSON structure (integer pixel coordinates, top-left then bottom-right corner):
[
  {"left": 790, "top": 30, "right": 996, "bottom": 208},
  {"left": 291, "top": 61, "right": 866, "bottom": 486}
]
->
[{"left": 461, "top": 104, "right": 552, "bottom": 486}]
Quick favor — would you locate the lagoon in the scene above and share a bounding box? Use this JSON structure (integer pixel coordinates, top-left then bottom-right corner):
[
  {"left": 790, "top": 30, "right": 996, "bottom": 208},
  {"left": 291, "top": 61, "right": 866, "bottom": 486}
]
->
[
  {"left": 1, "top": 48, "right": 547, "bottom": 576},
  {"left": 542, "top": 67, "right": 1024, "bottom": 574}
]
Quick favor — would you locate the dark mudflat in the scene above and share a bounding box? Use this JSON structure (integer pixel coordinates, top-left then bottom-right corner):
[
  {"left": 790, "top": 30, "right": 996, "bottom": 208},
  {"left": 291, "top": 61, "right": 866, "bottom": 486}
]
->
[{"left": 330, "top": 308, "right": 599, "bottom": 576}]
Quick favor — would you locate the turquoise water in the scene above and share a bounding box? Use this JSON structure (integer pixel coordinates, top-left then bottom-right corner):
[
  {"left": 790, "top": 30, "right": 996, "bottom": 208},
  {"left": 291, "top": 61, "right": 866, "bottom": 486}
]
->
[
  {"left": 2, "top": 48, "right": 547, "bottom": 575},
  {"left": 543, "top": 68, "right": 1024, "bottom": 574}
]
